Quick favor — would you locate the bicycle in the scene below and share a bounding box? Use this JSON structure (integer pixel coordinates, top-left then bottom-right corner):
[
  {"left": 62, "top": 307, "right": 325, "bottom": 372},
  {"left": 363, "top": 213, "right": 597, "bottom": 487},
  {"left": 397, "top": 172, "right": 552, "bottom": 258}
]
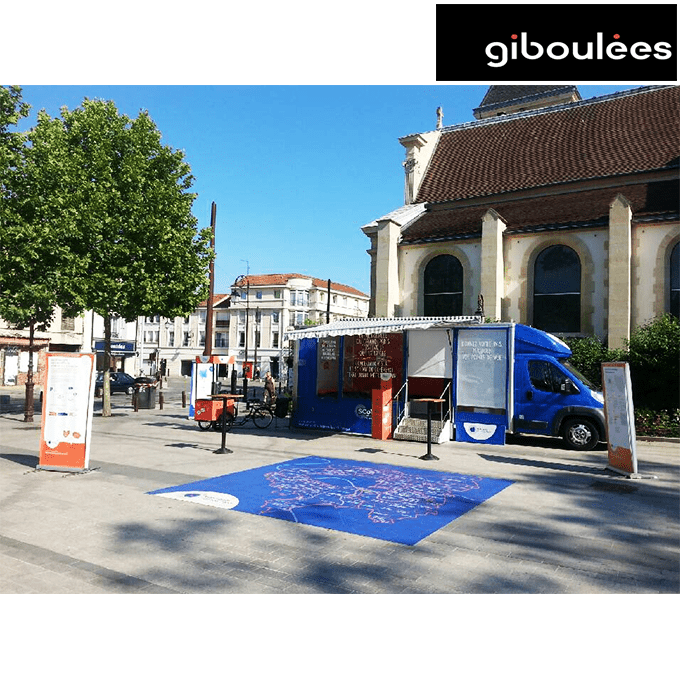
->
[{"left": 212, "top": 400, "right": 273, "bottom": 432}]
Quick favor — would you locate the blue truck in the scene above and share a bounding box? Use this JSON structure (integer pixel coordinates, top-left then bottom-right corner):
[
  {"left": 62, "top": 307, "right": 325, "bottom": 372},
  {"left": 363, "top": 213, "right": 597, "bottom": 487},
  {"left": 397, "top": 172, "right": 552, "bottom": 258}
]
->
[{"left": 285, "top": 318, "right": 606, "bottom": 451}]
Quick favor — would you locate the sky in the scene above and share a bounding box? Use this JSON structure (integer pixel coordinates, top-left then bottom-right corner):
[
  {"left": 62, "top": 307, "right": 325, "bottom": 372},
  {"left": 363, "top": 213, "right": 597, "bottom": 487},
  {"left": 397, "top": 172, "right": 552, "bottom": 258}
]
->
[{"left": 15, "top": 83, "right": 641, "bottom": 297}]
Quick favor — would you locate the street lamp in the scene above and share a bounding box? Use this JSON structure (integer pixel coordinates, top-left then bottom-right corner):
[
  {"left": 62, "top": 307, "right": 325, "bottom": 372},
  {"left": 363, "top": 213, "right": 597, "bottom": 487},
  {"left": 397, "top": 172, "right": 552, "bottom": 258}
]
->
[{"left": 231, "top": 274, "right": 250, "bottom": 403}]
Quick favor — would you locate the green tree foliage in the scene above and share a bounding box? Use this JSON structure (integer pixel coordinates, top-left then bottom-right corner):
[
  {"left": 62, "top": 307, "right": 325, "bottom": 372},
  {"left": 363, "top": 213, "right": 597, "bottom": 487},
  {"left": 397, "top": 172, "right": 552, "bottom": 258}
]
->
[
  {"left": 564, "top": 336, "right": 621, "bottom": 388},
  {"left": 566, "top": 314, "right": 680, "bottom": 412},
  {"left": 625, "top": 314, "right": 680, "bottom": 411},
  {"left": 2, "top": 93, "right": 213, "bottom": 416},
  {"left": 32, "top": 99, "right": 213, "bottom": 415},
  {"left": 0, "top": 87, "right": 76, "bottom": 420}
]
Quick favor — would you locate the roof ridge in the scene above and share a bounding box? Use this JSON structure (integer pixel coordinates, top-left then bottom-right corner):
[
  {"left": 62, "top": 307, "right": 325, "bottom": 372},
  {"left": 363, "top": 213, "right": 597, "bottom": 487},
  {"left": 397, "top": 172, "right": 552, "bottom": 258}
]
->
[{"left": 438, "top": 85, "right": 675, "bottom": 135}]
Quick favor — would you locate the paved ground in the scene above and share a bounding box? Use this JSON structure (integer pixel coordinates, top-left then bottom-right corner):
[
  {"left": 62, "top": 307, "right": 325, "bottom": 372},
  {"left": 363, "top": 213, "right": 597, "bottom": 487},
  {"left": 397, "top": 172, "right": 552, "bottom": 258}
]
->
[{"left": 1, "top": 384, "right": 678, "bottom": 595}]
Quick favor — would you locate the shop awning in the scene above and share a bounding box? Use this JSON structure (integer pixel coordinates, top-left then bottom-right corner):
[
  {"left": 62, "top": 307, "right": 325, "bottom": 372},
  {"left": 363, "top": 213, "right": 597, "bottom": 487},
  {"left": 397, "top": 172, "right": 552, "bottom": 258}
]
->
[{"left": 284, "top": 316, "right": 482, "bottom": 341}]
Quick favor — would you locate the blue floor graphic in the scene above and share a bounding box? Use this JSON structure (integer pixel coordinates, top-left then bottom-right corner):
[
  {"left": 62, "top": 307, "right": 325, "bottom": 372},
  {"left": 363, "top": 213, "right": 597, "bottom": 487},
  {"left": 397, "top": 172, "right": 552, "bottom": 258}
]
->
[{"left": 148, "top": 456, "right": 514, "bottom": 545}]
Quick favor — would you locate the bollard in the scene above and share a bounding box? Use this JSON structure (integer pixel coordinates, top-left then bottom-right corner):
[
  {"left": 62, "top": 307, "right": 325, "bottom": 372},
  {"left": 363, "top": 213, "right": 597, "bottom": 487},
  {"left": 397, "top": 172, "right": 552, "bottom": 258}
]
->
[
  {"left": 159, "top": 392, "right": 164, "bottom": 410},
  {"left": 182, "top": 391, "right": 186, "bottom": 408},
  {"left": 133, "top": 391, "right": 139, "bottom": 412}
]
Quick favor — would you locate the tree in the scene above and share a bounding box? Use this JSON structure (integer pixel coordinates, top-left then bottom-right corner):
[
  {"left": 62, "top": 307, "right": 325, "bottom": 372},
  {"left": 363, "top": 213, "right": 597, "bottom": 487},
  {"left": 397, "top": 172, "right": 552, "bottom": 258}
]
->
[
  {"left": 0, "top": 87, "right": 83, "bottom": 420},
  {"left": 625, "top": 314, "right": 680, "bottom": 411},
  {"left": 27, "top": 98, "right": 213, "bottom": 416}
]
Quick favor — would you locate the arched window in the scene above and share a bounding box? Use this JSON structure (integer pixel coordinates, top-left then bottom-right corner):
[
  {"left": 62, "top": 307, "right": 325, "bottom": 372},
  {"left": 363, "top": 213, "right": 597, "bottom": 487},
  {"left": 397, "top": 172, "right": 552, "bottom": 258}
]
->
[
  {"left": 424, "top": 255, "right": 463, "bottom": 316},
  {"left": 533, "top": 245, "right": 581, "bottom": 333},
  {"left": 671, "top": 242, "right": 680, "bottom": 320}
]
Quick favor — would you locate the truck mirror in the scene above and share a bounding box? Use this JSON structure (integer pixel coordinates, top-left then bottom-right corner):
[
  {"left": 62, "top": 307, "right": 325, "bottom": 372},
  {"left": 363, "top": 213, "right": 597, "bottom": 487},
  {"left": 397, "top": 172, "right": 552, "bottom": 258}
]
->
[{"left": 561, "top": 378, "right": 578, "bottom": 395}]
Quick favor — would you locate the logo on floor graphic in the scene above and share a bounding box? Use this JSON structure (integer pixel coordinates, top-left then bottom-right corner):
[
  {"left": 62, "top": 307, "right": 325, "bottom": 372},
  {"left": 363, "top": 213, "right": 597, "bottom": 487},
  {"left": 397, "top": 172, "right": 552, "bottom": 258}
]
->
[{"left": 154, "top": 490, "right": 239, "bottom": 509}]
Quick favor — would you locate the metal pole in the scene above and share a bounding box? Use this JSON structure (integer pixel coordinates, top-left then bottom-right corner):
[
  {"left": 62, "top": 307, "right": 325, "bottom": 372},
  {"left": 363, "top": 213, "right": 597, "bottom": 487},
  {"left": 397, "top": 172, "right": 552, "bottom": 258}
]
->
[
  {"left": 243, "top": 279, "right": 249, "bottom": 403},
  {"left": 213, "top": 396, "right": 233, "bottom": 454},
  {"left": 205, "top": 201, "right": 217, "bottom": 357},
  {"left": 326, "top": 279, "right": 331, "bottom": 323},
  {"left": 420, "top": 401, "right": 439, "bottom": 461},
  {"left": 24, "top": 321, "right": 35, "bottom": 422}
]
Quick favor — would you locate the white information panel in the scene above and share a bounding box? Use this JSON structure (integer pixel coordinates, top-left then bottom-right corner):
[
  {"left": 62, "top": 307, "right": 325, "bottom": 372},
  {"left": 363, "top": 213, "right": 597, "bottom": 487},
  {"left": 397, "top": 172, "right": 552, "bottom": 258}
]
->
[
  {"left": 38, "top": 353, "right": 96, "bottom": 471},
  {"left": 602, "top": 362, "right": 638, "bottom": 476},
  {"left": 456, "top": 328, "right": 508, "bottom": 410}
]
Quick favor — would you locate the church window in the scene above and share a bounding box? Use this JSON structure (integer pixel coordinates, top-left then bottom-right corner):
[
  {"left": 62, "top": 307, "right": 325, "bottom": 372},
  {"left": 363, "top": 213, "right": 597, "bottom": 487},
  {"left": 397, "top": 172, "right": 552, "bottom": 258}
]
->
[
  {"left": 424, "top": 255, "right": 463, "bottom": 316},
  {"left": 533, "top": 245, "right": 581, "bottom": 333},
  {"left": 670, "top": 242, "right": 680, "bottom": 320}
]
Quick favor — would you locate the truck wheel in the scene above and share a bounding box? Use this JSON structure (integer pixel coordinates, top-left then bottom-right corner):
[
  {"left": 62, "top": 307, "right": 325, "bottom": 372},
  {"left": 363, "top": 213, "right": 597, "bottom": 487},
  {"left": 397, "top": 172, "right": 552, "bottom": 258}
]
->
[{"left": 562, "top": 418, "right": 598, "bottom": 451}]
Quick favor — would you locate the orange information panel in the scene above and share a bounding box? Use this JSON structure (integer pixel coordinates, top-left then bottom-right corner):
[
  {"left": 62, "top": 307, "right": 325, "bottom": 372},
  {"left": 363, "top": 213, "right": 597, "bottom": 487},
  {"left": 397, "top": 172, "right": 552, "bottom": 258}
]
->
[
  {"left": 38, "top": 353, "right": 97, "bottom": 472},
  {"left": 601, "top": 362, "right": 638, "bottom": 476}
]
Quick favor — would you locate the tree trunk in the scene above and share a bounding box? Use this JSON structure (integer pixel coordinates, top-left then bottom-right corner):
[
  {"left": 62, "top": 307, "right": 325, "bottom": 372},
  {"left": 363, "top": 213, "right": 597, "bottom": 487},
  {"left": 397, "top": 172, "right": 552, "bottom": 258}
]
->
[
  {"left": 23, "top": 320, "right": 35, "bottom": 422},
  {"left": 102, "top": 314, "right": 112, "bottom": 417}
]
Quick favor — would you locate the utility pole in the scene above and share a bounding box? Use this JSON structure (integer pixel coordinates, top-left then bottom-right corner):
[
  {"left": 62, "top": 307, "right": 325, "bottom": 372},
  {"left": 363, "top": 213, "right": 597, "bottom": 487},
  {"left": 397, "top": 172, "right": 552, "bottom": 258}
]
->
[
  {"left": 326, "top": 279, "right": 331, "bottom": 323},
  {"left": 204, "top": 202, "right": 217, "bottom": 357}
]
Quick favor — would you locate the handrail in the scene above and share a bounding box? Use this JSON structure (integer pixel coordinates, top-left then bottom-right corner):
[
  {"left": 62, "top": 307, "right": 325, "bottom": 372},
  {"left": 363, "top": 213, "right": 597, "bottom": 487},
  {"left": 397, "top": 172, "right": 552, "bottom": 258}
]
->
[
  {"left": 390, "top": 380, "right": 409, "bottom": 426},
  {"left": 437, "top": 381, "right": 453, "bottom": 427}
]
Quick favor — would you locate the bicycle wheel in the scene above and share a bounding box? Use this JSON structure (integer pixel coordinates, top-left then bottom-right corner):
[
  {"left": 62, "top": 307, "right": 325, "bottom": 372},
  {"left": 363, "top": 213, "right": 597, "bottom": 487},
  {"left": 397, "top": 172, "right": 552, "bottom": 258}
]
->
[
  {"left": 252, "top": 407, "right": 273, "bottom": 428},
  {"left": 213, "top": 411, "right": 235, "bottom": 432},
  {"left": 197, "top": 420, "right": 212, "bottom": 431}
]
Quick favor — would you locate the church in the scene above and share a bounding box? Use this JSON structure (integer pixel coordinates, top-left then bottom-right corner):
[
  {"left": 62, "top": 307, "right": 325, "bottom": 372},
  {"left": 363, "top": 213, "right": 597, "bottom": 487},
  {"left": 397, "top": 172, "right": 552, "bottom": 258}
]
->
[{"left": 362, "top": 85, "right": 679, "bottom": 349}]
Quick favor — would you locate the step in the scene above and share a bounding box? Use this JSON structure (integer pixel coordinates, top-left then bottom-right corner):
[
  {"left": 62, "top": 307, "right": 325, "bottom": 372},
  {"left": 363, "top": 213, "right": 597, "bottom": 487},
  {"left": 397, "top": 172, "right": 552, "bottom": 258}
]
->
[{"left": 393, "top": 417, "right": 450, "bottom": 444}]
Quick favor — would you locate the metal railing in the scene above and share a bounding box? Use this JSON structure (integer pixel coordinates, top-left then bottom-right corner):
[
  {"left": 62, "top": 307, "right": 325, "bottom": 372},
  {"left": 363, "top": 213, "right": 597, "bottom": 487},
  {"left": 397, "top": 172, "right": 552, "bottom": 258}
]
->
[
  {"left": 438, "top": 381, "right": 453, "bottom": 432},
  {"left": 391, "top": 380, "right": 409, "bottom": 427}
]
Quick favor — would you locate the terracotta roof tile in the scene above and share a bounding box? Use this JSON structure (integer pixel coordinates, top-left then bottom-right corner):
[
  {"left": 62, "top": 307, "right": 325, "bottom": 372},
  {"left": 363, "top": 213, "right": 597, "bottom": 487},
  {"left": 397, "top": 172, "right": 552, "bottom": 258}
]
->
[
  {"left": 417, "top": 86, "right": 680, "bottom": 204},
  {"left": 230, "top": 274, "right": 368, "bottom": 299},
  {"left": 402, "top": 180, "right": 679, "bottom": 243}
]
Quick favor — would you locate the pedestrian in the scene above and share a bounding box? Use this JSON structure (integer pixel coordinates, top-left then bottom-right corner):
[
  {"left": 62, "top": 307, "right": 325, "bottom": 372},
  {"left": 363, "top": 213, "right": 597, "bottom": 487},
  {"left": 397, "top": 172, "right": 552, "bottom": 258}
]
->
[{"left": 264, "top": 371, "right": 276, "bottom": 405}]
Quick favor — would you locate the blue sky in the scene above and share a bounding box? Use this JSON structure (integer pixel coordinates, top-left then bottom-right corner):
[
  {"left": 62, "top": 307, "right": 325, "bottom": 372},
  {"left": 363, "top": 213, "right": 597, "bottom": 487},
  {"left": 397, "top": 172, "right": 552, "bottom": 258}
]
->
[{"left": 16, "top": 84, "right": 640, "bottom": 297}]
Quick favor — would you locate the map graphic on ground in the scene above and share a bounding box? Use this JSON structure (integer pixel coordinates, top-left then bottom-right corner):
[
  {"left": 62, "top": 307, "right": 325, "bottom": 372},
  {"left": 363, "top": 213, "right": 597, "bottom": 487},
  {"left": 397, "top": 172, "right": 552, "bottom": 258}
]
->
[{"left": 149, "top": 456, "right": 514, "bottom": 545}]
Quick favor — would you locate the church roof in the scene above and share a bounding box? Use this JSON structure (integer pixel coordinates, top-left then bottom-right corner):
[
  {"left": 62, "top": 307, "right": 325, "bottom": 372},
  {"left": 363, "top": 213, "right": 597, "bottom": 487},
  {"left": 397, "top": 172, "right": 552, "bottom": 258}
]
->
[
  {"left": 416, "top": 85, "right": 680, "bottom": 205},
  {"left": 401, "top": 179, "right": 679, "bottom": 244}
]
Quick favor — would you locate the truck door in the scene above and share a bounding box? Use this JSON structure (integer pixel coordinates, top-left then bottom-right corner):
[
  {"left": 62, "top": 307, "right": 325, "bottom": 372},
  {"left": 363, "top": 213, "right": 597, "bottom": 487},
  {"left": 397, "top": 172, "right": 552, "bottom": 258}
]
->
[{"left": 514, "top": 357, "right": 578, "bottom": 435}]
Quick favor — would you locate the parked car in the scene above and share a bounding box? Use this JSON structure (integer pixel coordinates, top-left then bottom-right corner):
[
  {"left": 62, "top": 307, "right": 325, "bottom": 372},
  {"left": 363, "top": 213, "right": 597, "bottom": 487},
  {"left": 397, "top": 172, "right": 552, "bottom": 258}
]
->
[{"left": 95, "top": 372, "right": 137, "bottom": 396}]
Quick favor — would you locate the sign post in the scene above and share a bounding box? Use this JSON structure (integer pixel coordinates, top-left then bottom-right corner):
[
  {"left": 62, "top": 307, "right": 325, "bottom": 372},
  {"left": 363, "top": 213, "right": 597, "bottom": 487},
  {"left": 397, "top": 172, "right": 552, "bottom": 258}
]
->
[
  {"left": 601, "top": 362, "right": 639, "bottom": 476},
  {"left": 37, "top": 353, "right": 96, "bottom": 472}
]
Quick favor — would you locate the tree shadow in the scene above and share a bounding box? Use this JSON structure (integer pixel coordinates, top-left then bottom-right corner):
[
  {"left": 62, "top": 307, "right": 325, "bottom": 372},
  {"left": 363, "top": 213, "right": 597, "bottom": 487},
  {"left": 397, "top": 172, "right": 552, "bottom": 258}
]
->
[
  {"left": 0, "top": 452, "right": 39, "bottom": 468},
  {"left": 478, "top": 452, "right": 615, "bottom": 477}
]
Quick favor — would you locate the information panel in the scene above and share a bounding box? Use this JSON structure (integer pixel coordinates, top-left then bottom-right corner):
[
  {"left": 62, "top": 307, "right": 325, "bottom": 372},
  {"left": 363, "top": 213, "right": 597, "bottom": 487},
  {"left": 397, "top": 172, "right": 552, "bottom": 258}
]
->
[
  {"left": 190, "top": 359, "right": 215, "bottom": 417},
  {"left": 342, "top": 333, "right": 403, "bottom": 399},
  {"left": 601, "top": 362, "right": 638, "bottom": 475},
  {"left": 317, "top": 337, "right": 340, "bottom": 397},
  {"left": 38, "top": 353, "right": 96, "bottom": 472},
  {"left": 455, "top": 327, "right": 509, "bottom": 445}
]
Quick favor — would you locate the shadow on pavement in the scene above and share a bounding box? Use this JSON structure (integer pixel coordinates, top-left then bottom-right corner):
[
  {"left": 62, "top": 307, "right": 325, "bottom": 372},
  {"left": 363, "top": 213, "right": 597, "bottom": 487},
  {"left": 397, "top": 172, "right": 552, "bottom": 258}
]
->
[
  {"left": 0, "top": 452, "right": 39, "bottom": 468},
  {"left": 478, "top": 453, "right": 616, "bottom": 477}
]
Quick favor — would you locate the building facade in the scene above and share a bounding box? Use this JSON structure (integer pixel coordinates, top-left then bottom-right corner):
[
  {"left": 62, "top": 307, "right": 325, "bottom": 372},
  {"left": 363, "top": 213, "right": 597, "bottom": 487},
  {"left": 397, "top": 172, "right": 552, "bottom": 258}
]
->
[
  {"left": 225, "top": 274, "right": 369, "bottom": 379},
  {"left": 1, "top": 275, "right": 369, "bottom": 385},
  {"left": 362, "top": 85, "right": 680, "bottom": 349}
]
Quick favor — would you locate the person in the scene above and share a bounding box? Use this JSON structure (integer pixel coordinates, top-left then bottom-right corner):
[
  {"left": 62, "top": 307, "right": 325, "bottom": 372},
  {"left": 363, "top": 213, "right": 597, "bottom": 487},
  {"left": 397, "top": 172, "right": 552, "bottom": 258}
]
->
[{"left": 264, "top": 371, "right": 276, "bottom": 405}]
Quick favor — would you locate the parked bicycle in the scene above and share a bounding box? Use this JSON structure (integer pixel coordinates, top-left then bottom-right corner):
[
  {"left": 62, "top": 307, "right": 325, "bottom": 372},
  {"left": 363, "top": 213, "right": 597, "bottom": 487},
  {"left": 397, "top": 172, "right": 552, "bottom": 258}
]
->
[{"left": 212, "top": 400, "right": 273, "bottom": 432}]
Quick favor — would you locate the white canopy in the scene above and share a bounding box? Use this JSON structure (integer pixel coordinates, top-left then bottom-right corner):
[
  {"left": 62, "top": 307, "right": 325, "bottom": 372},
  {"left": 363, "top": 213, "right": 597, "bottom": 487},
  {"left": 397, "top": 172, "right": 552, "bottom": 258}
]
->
[{"left": 284, "top": 316, "right": 482, "bottom": 341}]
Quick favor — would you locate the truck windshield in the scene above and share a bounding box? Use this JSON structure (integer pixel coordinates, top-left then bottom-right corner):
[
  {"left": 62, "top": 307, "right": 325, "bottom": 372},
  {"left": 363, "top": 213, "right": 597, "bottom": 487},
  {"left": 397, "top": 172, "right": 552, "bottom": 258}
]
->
[{"left": 560, "top": 359, "right": 597, "bottom": 390}]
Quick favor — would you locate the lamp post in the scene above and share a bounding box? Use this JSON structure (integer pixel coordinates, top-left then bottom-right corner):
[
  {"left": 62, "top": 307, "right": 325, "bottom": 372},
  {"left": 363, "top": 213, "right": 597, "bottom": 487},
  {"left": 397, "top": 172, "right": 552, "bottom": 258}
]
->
[{"left": 231, "top": 275, "right": 250, "bottom": 403}]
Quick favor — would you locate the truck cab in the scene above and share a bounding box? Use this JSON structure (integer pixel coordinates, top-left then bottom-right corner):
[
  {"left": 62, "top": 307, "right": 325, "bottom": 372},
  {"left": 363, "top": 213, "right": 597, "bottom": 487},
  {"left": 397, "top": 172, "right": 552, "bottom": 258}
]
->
[{"left": 512, "top": 325, "right": 605, "bottom": 450}]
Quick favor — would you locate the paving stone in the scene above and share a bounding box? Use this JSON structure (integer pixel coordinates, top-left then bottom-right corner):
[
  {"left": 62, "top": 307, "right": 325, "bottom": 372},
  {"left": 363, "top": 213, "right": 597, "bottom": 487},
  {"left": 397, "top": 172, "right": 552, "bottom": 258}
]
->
[{"left": 0, "top": 404, "right": 678, "bottom": 594}]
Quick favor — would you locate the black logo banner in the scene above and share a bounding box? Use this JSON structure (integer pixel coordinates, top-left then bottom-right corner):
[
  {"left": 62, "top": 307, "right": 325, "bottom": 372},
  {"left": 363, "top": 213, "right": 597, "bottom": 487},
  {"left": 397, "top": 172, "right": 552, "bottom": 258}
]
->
[{"left": 436, "top": 4, "right": 677, "bottom": 81}]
